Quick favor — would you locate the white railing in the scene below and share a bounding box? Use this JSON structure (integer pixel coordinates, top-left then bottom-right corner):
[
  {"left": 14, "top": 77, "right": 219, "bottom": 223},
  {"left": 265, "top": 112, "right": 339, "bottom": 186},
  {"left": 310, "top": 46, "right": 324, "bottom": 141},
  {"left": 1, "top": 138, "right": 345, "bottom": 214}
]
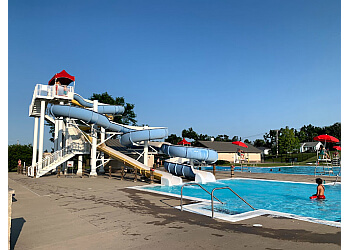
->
[
  {"left": 29, "top": 84, "right": 75, "bottom": 116},
  {"left": 29, "top": 142, "right": 90, "bottom": 177},
  {"left": 36, "top": 84, "right": 74, "bottom": 98}
]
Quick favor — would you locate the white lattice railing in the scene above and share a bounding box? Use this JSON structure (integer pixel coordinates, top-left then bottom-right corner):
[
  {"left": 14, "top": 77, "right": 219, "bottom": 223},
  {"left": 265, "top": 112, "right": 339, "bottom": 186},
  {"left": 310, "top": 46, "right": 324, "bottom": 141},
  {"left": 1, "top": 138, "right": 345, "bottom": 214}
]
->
[
  {"left": 35, "top": 84, "right": 74, "bottom": 98},
  {"left": 29, "top": 142, "right": 90, "bottom": 177}
]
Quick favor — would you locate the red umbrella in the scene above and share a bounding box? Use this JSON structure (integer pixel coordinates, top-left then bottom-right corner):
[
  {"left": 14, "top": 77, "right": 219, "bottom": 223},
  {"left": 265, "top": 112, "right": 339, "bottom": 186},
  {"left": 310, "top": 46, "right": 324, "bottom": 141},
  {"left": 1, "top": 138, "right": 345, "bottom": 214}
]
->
[
  {"left": 313, "top": 134, "right": 339, "bottom": 149},
  {"left": 313, "top": 135, "right": 339, "bottom": 143},
  {"left": 232, "top": 141, "right": 248, "bottom": 148},
  {"left": 333, "top": 146, "right": 341, "bottom": 151},
  {"left": 177, "top": 138, "right": 191, "bottom": 146}
]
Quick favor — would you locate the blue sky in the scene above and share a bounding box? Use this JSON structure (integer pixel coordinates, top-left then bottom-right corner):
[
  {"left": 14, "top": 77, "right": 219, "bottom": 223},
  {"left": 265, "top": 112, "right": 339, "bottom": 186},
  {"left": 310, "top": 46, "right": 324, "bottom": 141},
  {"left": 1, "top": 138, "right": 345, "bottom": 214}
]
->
[{"left": 8, "top": 0, "right": 341, "bottom": 150}]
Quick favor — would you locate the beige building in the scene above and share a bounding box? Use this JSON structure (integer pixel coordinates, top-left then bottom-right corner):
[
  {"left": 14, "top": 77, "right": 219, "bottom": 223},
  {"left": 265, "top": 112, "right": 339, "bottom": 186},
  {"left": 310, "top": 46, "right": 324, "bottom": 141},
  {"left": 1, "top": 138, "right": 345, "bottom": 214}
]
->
[{"left": 197, "top": 141, "right": 262, "bottom": 163}]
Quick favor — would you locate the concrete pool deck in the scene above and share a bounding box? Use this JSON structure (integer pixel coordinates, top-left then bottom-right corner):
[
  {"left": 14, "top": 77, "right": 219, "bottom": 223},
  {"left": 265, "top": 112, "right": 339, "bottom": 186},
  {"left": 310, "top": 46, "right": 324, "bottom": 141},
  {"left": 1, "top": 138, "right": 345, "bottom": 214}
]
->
[{"left": 8, "top": 170, "right": 341, "bottom": 249}]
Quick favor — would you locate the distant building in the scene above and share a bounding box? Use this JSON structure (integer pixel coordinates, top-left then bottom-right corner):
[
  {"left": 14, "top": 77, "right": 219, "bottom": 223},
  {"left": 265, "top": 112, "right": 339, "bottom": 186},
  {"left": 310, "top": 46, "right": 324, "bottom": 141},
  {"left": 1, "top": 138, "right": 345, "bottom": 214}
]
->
[
  {"left": 299, "top": 142, "right": 323, "bottom": 153},
  {"left": 197, "top": 141, "right": 262, "bottom": 163},
  {"left": 257, "top": 147, "right": 271, "bottom": 155}
]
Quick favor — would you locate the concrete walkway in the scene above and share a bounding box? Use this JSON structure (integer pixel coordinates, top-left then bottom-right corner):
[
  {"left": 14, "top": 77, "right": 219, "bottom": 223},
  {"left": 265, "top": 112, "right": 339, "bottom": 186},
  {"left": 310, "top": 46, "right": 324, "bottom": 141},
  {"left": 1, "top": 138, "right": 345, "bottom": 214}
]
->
[{"left": 8, "top": 171, "right": 340, "bottom": 249}]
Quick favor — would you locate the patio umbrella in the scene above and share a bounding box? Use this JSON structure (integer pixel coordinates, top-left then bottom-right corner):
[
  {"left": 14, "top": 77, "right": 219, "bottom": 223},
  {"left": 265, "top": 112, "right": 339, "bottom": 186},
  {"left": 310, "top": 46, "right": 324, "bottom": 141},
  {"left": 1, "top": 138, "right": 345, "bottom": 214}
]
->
[
  {"left": 313, "top": 134, "right": 339, "bottom": 143},
  {"left": 313, "top": 134, "right": 339, "bottom": 149},
  {"left": 333, "top": 146, "right": 341, "bottom": 151},
  {"left": 177, "top": 138, "right": 191, "bottom": 146},
  {"left": 232, "top": 141, "right": 248, "bottom": 148}
]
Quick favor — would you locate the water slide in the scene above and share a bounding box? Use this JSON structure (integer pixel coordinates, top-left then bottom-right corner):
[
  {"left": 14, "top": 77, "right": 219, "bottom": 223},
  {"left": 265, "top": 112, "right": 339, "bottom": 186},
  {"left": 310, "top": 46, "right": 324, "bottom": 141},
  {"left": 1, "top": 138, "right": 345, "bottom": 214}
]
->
[
  {"left": 160, "top": 144, "right": 218, "bottom": 183},
  {"left": 50, "top": 105, "right": 168, "bottom": 146},
  {"left": 98, "top": 144, "right": 182, "bottom": 186},
  {"left": 50, "top": 104, "right": 182, "bottom": 185},
  {"left": 72, "top": 93, "right": 125, "bottom": 115}
]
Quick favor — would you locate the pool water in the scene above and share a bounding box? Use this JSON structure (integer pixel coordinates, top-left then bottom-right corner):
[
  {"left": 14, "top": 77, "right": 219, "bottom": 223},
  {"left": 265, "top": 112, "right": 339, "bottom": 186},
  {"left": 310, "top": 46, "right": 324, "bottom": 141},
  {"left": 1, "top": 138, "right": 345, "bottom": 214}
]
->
[
  {"left": 197, "top": 165, "right": 341, "bottom": 176},
  {"left": 142, "top": 179, "right": 341, "bottom": 222}
]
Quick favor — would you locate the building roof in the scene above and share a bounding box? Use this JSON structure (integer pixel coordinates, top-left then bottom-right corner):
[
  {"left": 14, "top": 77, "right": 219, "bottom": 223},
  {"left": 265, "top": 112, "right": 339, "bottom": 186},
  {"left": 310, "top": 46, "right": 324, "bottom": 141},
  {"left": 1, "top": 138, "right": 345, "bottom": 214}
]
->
[
  {"left": 197, "top": 141, "right": 262, "bottom": 153},
  {"left": 257, "top": 147, "right": 271, "bottom": 151},
  {"left": 300, "top": 142, "right": 322, "bottom": 147}
]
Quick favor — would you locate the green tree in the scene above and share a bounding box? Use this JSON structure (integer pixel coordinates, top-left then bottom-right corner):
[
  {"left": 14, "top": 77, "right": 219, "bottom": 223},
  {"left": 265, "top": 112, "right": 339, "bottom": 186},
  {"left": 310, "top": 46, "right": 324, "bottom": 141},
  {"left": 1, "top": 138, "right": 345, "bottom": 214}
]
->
[
  {"left": 263, "top": 130, "right": 276, "bottom": 149},
  {"left": 90, "top": 93, "right": 137, "bottom": 125},
  {"left": 253, "top": 139, "right": 266, "bottom": 148},
  {"left": 182, "top": 127, "right": 198, "bottom": 140},
  {"left": 197, "top": 133, "right": 212, "bottom": 141},
  {"left": 231, "top": 136, "right": 239, "bottom": 142},
  {"left": 323, "top": 122, "right": 341, "bottom": 141},
  {"left": 296, "top": 124, "right": 320, "bottom": 142},
  {"left": 215, "top": 134, "right": 231, "bottom": 142},
  {"left": 8, "top": 144, "right": 33, "bottom": 172},
  {"left": 244, "top": 139, "right": 251, "bottom": 144},
  {"left": 295, "top": 122, "right": 341, "bottom": 144},
  {"left": 165, "top": 134, "right": 182, "bottom": 144},
  {"left": 278, "top": 126, "right": 300, "bottom": 154}
]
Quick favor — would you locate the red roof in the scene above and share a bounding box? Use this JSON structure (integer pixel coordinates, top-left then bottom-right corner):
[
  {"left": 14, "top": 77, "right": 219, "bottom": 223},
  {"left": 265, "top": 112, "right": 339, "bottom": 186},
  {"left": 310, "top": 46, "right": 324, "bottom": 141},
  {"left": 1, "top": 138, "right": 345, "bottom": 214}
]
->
[{"left": 48, "top": 70, "right": 75, "bottom": 85}]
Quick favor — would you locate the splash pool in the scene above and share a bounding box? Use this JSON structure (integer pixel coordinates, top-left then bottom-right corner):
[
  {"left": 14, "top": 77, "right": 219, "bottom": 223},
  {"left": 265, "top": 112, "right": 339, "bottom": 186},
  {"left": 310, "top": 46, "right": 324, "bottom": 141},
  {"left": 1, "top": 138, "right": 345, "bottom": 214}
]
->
[
  {"left": 140, "top": 178, "right": 341, "bottom": 225},
  {"left": 196, "top": 165, "right": 341, "bottom": 176}
]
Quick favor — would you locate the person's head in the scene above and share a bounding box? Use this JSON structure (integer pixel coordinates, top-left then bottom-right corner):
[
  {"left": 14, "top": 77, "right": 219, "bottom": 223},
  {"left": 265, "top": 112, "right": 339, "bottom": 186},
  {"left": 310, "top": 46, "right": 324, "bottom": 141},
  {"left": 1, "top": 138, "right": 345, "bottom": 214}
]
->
[
  {"left": 316, "top": 178, "right": 323, "bottom": 185},
  {"left": 320, "top": 145, "right": 323, "bottom": 149}
]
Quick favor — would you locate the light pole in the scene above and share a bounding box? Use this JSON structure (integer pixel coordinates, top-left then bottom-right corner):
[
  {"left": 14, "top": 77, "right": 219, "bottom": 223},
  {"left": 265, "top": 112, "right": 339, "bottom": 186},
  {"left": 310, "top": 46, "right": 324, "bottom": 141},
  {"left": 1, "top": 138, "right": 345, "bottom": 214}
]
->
[{"left": 274, "top": 129, "right": 279, "bottom": 156}]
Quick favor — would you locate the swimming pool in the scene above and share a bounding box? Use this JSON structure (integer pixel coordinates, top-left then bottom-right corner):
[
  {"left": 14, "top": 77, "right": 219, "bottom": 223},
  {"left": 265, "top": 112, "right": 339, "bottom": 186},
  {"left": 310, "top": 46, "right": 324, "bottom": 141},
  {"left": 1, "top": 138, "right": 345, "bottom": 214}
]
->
[
  {"left": 141, "top": 178, "right": 341, "bottom": 225},
  {"left": 196, "top": 165, "right": 341, "bottom": 176}
]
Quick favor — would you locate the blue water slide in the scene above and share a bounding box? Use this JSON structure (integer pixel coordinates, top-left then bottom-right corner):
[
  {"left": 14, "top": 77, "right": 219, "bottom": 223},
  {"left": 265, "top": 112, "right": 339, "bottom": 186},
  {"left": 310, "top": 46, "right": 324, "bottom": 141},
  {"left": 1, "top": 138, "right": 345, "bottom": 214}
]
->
[
  {"left": 160, "top": 144, "right": 218, "bottom": 163},
  {"left": 163, "top": 162, "right": 196, "bottom": 180},
  {"left": 73, "top": 93, "right": 125, "bottom": 115},
  {"left": 50, "top": 105, "right": 168, "bottom": 146}
]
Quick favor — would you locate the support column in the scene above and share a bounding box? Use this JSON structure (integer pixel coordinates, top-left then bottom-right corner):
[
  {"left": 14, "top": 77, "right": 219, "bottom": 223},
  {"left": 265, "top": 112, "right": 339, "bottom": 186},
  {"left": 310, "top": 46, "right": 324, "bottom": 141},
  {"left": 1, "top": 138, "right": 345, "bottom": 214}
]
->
[
  {"left": 38, "top": 100, "right": 46, "bottom": 170},
  {"left": 143, "top": 140, "right": 149, "bottom": 166},
  {"left": 54, "top": 119, "right": 59, "bottom": 152},
  {"left": 56, "top": 117, "right": 63, "bottom": 173},
  {"left": 31, "top": 117, "right": 39, "bottom": 168},
  {"left": 62, "top": 118, "right": 67, "bottom": 172},
  {"left": 77, "top": 155, "right": 83, "bottom": 176},
  {"left": 99, "top": 127, "right": 105, "bottom": 174},
  {"left": 90, "top": 100, "right": 98, "bottom": 177},
  {"left": 58, "top": 118, "right": 63, "bottom": 151}
]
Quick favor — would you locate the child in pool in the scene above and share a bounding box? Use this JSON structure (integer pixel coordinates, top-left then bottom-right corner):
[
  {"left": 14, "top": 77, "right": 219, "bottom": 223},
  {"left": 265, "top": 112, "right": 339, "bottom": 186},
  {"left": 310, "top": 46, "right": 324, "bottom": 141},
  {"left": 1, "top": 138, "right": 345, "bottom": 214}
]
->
[{"left": 310, "top": 178, "right": 325, "bottom": 199}]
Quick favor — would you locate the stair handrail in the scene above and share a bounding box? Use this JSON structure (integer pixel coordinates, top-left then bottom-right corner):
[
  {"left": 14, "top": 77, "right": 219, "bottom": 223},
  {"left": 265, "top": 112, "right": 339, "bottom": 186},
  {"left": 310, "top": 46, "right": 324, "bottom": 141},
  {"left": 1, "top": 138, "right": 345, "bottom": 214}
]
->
[
  {"left": 180, "top": 183, "right": 223, "bottom": 211},
  {"left": 29, "top": 85, "right": 39, "bottom": 116},
  {"left": 30, "top": 142, "right": 90, "bottom": 176},
  {"left": 211, "top": 186, "right": 255, "bottom": 219}
]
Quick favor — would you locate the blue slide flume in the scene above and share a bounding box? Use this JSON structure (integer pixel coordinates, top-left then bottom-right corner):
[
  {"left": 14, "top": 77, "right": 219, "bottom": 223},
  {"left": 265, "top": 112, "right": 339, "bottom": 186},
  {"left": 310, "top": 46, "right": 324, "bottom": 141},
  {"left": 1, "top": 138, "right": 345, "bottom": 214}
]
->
[
  {"left": 50, "top": 105, "right": 168, "bottom": 146},
  {"left": 160, "top": 144, "right": 218, "bottom": 182}
]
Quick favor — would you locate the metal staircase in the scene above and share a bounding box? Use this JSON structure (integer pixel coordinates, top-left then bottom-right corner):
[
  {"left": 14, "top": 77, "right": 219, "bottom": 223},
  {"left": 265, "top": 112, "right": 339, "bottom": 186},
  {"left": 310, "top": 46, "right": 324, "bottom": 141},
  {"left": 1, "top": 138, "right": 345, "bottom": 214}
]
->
[{"left": 29, "top": 142, "right": 90, "bottom": 178}]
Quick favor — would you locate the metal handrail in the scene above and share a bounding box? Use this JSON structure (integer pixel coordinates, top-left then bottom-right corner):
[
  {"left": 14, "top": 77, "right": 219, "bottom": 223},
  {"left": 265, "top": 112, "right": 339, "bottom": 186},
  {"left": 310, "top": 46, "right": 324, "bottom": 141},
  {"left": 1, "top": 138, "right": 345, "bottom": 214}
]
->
[
  {"left": 211, "top": 187, "right": 255, "bottom": 218},
  {"left": 29, "top": 141, "right": 90, "bottom": 176},
  {"left": 180, "top": 183, "right": 223, "bottom": 211}
]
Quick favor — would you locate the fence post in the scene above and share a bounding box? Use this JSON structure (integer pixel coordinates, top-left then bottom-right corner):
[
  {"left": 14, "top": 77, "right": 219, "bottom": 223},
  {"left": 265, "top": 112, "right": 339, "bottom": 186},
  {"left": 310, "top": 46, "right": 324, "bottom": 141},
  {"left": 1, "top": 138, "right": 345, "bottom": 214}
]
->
[
  {"left": 134, "top": 166, "right": 137, "bottom": 182},
  {"left": 57, "top": 166, "right": 60, "bottom": 178},
  {"left": 121, "top": 165, "right": 124, "bottom": 181},
  {"left": 231, "top": 165, "right": 234, "bottom": 177},
  {"left": 213, "top": 164, "right": 216, "bottom": 176},
  {"left": 82, "top": 163, "right": 85, "bottom": 178},
  {"left": 34, "top": 166, "right": 37, "bottom": 178},
  {"left": 150, "top": 168, "right": 154, "bottom": 184}
]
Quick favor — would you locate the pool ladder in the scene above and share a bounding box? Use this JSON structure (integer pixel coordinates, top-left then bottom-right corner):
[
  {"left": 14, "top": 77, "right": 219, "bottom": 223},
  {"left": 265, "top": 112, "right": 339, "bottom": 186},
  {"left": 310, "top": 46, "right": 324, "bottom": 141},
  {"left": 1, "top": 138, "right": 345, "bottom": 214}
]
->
[{"left": 180, "top": 183, "right": 255, "bottom": 219}]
